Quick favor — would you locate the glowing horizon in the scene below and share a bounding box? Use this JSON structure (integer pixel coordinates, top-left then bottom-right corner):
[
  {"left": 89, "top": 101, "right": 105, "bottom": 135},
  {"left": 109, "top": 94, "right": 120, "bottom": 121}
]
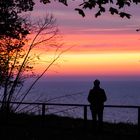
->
[{"left": 32, "top": 51, "right": 140, "bottom": 77}]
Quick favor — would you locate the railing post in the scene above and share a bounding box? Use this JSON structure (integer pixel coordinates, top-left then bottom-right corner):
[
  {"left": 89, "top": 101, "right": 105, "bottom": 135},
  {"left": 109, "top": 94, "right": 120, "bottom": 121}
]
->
[
  {"left": 42, "top": 104, "right": 45, "bottom": 116},
  {"left": 84, "top": 105, "right": 87, "bottom": 128},
  {"left": 138, "top": 107, "right": 140, "bottom": 133}
]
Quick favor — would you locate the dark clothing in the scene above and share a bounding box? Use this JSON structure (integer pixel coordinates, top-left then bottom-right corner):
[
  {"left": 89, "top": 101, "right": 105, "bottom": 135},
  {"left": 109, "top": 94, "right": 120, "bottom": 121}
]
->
[
  {"left": 88, "top": 87, "right": 107, "bottom": 128},
  {"left": 88, "top": 87, "right": 107, "bottom": 109}
]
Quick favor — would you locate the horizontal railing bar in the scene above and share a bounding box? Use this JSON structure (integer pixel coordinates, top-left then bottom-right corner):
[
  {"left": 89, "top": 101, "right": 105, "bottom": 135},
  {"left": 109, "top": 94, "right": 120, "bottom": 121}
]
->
[
  {"left": 1, "top": 101, "right": 139, "bottom": 131},
  {"left": 104, "top": 105, "right": 140, "bottom": 109},
  {"left": 0, "top": 101, "right": 140, "bottom": 109}
]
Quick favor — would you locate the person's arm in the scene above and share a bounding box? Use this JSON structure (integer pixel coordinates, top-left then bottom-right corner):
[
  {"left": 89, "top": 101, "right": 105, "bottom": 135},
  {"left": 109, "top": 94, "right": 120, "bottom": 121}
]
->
[
  {"left": 103, "top": 89, "right": 107, "bottom": 102},
  {"left": 87, "top": 89, "right": 92, "bottom": 103}
]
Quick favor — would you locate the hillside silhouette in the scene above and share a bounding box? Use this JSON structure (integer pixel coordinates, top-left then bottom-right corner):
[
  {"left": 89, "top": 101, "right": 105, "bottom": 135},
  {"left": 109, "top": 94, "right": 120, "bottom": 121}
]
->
[{"left": 0, "top": 113, "right": 139, "bottom": 140}]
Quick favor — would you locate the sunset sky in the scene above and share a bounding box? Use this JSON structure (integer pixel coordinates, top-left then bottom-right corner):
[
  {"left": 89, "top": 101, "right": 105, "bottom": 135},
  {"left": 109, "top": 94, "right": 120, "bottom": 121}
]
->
[{"left": 29, "top": 1, "right": 140, "bottom": 81}]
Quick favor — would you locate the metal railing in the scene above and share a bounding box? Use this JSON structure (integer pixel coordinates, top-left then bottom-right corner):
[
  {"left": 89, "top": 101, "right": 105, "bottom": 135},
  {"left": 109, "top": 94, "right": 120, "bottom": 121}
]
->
[{"left": 0, "top": 101, "right": 140, "bottom": 130}]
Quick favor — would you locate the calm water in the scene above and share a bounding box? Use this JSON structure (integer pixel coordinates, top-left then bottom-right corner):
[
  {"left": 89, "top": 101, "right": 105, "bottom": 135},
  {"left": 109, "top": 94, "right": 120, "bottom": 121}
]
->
[{"left": 24, "top": 80, "right": 140, "bottom": 124}]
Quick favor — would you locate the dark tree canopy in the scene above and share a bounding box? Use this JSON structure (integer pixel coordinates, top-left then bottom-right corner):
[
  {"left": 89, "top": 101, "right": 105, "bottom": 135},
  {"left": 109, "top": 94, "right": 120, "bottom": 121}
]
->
[
  {"left": 0, "top": 0, "right": 34, "bottom": 87},
  {"left": 40, "top": 0, "right": 140, "bottom": 18},
  {"left": 0, "top": 0, "right": 34, "bottom": 39}
]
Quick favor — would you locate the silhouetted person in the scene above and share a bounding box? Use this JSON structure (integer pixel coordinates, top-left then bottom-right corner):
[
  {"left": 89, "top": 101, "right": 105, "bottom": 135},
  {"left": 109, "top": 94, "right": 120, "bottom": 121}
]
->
[{"left": 88, "top": 79, "right": 107, "bottom": 130}]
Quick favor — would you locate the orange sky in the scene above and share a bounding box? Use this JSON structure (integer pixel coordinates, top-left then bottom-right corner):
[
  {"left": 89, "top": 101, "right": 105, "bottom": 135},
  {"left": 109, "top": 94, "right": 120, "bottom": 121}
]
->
[{"left": 28, "top": 2, "right": 140, "bottom": 80}]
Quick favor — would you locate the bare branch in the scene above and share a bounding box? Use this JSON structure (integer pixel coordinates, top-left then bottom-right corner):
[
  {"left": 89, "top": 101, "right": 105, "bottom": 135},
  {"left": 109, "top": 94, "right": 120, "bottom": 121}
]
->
[
  {"left": 8, "top": 15, "right": 58, "bottom": 103},
  {"left": 14, "top": 47, "right": 71, "bottom": 111},
  {"left": 46, "top": 92, "right": 83, "bottom": 102}
]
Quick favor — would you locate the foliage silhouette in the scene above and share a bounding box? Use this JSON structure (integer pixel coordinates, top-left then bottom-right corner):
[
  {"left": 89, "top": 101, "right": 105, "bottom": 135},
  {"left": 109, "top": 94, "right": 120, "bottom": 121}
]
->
[
  {"left": 0, "top": 0, "right": 63, "bottom": 113},
  {"left": 0, "top": 0, "right": 34, "bottom": 39},
  {"left": 40, "top": 0, "right": 140, "bottom": 18}
]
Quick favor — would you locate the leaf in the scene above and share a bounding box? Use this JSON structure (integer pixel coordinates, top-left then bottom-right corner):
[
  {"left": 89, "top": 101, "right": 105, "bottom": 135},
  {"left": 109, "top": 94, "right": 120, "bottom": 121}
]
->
[
  {"left": 90, "top": 0, "right": 96, "bottom": 7},
  {"left": 134, "top": 0, "right": 139, "bottom": 4},
  {"left": 109, "top": 7, "right": 118, "bottom": 15},
  {"left": 100, "top": 6, "right": 105, "bottom": 12},
  {"left": 95, "top": 11, "right": 101, "bottom": 18},
  {"left": 40, "top": 0, "right": 50, "bottom": 4},
  {"left": 109, "top": 0, "right": 114, "bottom": 4},
  {"left": 75, "top": 8, "right": 85, "bottom": 17},
  {"left": 125, "top": 1, "right": 131, "bottom": 6},
  {"left": 59, "top": 0, "right": 68, "bottom": 6},
  {"left": 119, "top": 12, "right": 131, "bottom": 19},
  {"left": 116, "top": 0, "right": 125, "bottom": 9},
  {"left": 82, "top": 2, "right": 92, "bottom": 9}
]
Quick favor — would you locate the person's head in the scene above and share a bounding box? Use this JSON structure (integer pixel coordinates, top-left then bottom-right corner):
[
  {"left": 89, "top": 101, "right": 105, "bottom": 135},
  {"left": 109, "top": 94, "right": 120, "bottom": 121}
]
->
[{"left": 93, "top": 79, "right": 100, "bottom": 87}]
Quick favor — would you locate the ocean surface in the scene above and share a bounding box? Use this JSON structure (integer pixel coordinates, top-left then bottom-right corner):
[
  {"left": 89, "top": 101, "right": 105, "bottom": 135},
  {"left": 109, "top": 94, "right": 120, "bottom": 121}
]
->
[{"left": 23, "top": 80, "right": 140, "bottom": 124}]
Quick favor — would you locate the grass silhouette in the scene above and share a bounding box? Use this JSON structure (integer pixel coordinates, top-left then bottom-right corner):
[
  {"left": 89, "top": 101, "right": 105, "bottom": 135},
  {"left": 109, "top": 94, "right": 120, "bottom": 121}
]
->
[{"left": 0, "top": 113, "right": 139, "bottom": 140}]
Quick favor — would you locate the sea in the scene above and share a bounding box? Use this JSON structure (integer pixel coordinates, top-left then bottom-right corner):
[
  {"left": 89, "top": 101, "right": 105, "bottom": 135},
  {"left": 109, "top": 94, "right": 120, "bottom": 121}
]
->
[{"left": 20, "top": 80, "right": 140, "bottom": 124}]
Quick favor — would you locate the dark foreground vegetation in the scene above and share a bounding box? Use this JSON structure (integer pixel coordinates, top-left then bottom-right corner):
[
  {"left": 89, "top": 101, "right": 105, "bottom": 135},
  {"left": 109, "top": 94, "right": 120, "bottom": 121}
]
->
[{"left": 0, "top": 113, "right": 139, "bottom": 140}]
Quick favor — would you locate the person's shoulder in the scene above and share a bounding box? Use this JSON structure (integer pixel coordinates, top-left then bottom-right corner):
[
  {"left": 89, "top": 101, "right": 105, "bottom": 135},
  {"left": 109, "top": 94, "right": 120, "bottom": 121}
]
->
[
  {"left": 100, "top": 88, "right": 105, "bottom": 92},
  {"left": 89, "top": 89, "right": 93, "bottom": 92}
]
